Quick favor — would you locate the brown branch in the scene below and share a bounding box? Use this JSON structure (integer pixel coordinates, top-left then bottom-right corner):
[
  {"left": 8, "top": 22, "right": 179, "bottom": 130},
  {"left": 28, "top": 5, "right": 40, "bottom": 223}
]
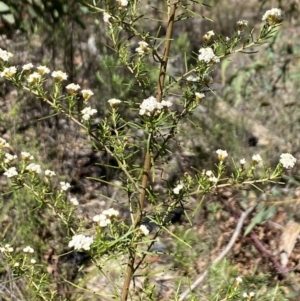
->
[{"left": 120, "top": 2, "right": 178, "bottom": 301}]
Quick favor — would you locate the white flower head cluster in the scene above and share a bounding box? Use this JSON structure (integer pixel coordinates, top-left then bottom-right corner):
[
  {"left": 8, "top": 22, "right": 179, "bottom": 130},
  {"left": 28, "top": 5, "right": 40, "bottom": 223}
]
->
[
  {"left": 252, "top": 154, "right": 262, "bottom": 165},
  {"left": 45, "top": 169, "right": 56, "bottom": 178},
  {"left": 4, "top": 167, "right": 18, "bottom": 178},
  {"left": 81, "top": 106, "right": 97, "bottom": 121},
  {"left": 236, "top": 20, "right": 248, "bottom": 32},
  {"left": 66, "top": 83, "right": 80, "bottom": 95},
  {"left": 117, "top": 0, "right": 128, "bottom": 9},
  {"left": 195, "top": 92, "right": 205, "bottom": 103},
  {"left": 68, "top": 234, "right": 94, "bottom": 251},
  {"left": 60, "top": 181, "right": 71, "bottom": 191},
  {"left": 205, "top": 170, "right": 218, "bottom": 183},
  {"left": 103, "top": 11, "right": 115, "bottom": 24},
  {"left": 22, "top": 63, "right": 34, "bottom": 71},
  {"left": 4, "top": 153, "right": 17, "bottom": 164},
  {"left": 203, "top": 30, "right": 215, "bottom": 42},
  {"left": 0, "top": 48, "right": 13, "bottom": 61},
  {"left": 26, "top": 163, "right": 41, "bottom": 174},
  {"left": 198, "top": 47, "right": 220, "bottom": 65},
  {"left": 240, "top": 158, "right": 246, "bottom": 165},
  {"left": 279, "top": 153, "right": 296, "bottom": 169},
  {"left": 135, "top": 41, "right": 150, "bottom": 55},
  {"left": 69, "top": 197, "right": 79, "bottom": 206},
  {"left": 27, "top": 72, "right": 41, "bottom": 84},
  {"left": 37, "top": 65, "right": 50, "bottom": 75},
  {"left": 51, "top": 70, "right": 68, "bottom": 82},
  {"left": 21, "top": 152, "right": 33, "bottom": 162},
  {"left": 0, "top": 244, "right": 14, "bottom": 253},
  {"left": 23, "top": 246, "right": 34, "bottom": 253},
  {"left": 186, "top": 75, "right": 200, "bottom": 83},
  {"left": 0, "top": 137, "right": 9, "bottom": 148},
  {"left": 0, "top": 66, "right": 17, "bottom": 78},
  {"left": 139, "top": 96, "right": 172, "bottom": 117},
  {"left": 81, "top": 89, "right": 94, "bottom": 101},
  {"left": 262, "top": 8, "right": 284, "bottom": 24},
  {"left": 108, "top": 98, "right": 122, "bottom": 109},
  {"left": 139, "top": 224, "right": 150, "bottom": 236},
  {"left": 216, "top": 149, "right": 228, "bottom": 161},
  {"left": 173, "top": 183, "right": 184, "bottom": 195},
  {"left": 93, "top": 208, "right": 119, "bottom": 228}
]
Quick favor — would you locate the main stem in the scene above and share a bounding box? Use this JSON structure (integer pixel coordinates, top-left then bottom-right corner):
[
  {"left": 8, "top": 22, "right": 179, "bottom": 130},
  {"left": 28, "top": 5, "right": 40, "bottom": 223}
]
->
[{"left": 120, "top": 2, "right": 177, "bottom": 301}]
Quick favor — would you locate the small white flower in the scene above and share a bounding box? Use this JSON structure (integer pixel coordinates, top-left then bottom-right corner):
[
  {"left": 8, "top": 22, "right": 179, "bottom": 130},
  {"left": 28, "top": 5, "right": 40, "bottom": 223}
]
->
[
  {"left": 0, "top": 66, "right": 17, "bottom": 78},
  {"left": 117, "top": 0, "right": 128, "bottom": 9},
  {"left": 216, "top": 149, "right": 228, "bottom": 161},
  {"left": 30, "top": 259, "right": 36, "bottom": 264},
  {"left": 240, "top": 158, "right": 246, "bottom": 165},
  {"left": 22, "top": 63, "right": 34, "bottom": 71},
  {"left": 69, "top": 197, "right": 79, "bottom": 206},
  {"left": 14, "top": 262, "right": 20, "bottom": 267},
  {"left": 27, "top": 72, "right": 42, "bottom": 84},
  {"left": 161, "top": 100, "right": 172, "bottom": 108},
  {"left": 140, "top": 224, "right": 150, "bottom": 236},
  {"left": 51, "top": 70, "right": 68, "bottom": 82},
  {"left": 236, "top": 276, "right": 243, "bottom": 283},
  {"left": 0, "top": 137, "right": 9, "bottom": 148},
  {"left": 4, "top": 153, "right": 17, "bottom": 164},
  {"left": 243, "top": 292, "right": 248, "bottom": 298},
  {"left": 93, "top": 214, "right": 111, "bottom": 227},
  {"left": 26, "top": 163, "right": 42, "bottom": 174},
  {"left": 60, "top": 181, "right": 71, "bottom": 191},
  {"left": 68, "top": 234, "right": 94, "bottom": 250},
  {"left": 0, "top": 48, "right": 13, "bottom": 61},
  {"left": 0, "top": 244, "right": 14, "bottom": 253},
  {"left": 66, "top": 83, "right": 80, "bottom": 95},
  {"left": 173, "top": 183, "right": 184, "bottom": 195},
  {"left": 108, "top": 98, "right": 122, "bottom": 108},
  {"left": 195, "top": 92, "right": 205, "bottom": 102},
  {"left": 262, "top": 8, "right": 284, "bottom": 24},
  {"left": 139, "top": 96, "right": 164, "bottom": 117},
  {"left": 208, "top": 176, "right": 218, "bottom": 183},
  {"left": 279, "top": 153, "right": 296, "bottom": 169},
  {"left": 4, "top": 167, "right": 18, "bottom": 178},
  {"left": 21, "top": 152, "right": 34, "bottom": 161},
  {"left": 198, "top": 47, "right": 220, "bottom": 65},
  {"left": 135, "top": 41, "right": 150, "bottom": 55},
  {"left": 23, "top": 246, "right": 34, "bottom": 253},
  {"left": 186, "top": 75, "right": 200, "bottom": 82},
  {"left": 252, "top": 154, "right": 262, "bottom": 165},
  {"left": 81, "top": 89, "right": 94, "bottom": 101},
  {"left": 102, "top": 208, "right": 120, "bottom": 218},
  {"left": 103, "top": 11, "right": 115, "bottom": 24},
  {"left": 249, "top": 292, "right": 255, "bottom": 297},
  {"left": 81, "top": 106, "right": 98, "bottom": 121},
  {"left": 45, "top": 169, "right": 56, "bottom": 178},
  {"left": 37, "top": 65, "right": 50, "bottom": 75},
  {"left": 237, "top": 20, "right": 248, "bottom": 32},
  {"left": 205, "top": 170, "right": 213, "bottom": 177},
  {"left": 203, "top": 30, "right": 215, "bottom": 41}
]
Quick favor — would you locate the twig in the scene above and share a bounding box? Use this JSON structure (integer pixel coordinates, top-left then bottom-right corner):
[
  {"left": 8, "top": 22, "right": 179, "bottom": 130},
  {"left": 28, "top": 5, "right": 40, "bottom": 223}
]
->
[{"left": 179, "top": 206, "right": 255, "bottom": 301}]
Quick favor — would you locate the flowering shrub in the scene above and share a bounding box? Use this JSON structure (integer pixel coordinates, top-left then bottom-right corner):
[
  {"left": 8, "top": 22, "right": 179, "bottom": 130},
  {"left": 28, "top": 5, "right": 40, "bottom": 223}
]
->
[{"left": 0, "top": 3, "right": 294, "bottom": 301}]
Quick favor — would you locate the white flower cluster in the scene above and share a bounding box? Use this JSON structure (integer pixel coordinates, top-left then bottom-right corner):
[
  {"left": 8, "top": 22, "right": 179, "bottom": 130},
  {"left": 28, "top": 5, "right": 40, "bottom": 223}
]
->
[
  {"left": 60, "top": 181, "right": 71, "bottom": 191},
  {"left": 0, "top": 48, "right": 13, "bottom": 61},
  {"left": 68, "top": 234, "right": 94, "bottom": 251},
  {"left": 81, "top": 106, "right": 98, "bottom": 121},
  {"left": 173, "top": 183, "right": 184, "bottom": 195},
  {"left": 198, "top": 47, "right": 220, "bottom": 65},
  {"left": 51, "top": 70, "right": 68, "bottom": 82},
  {"left": 252, "top": 154, "right": 262, "bottom": 165},
  {"left": 0, "top": 137, "right": 9, "bottom": 148},
  {"left": 139, "top": 96, "right": 172, "bottom": 117},
  {"left": 135, "top": 41, "right": 150, "bottom": 55},
  {"left": 262, "top": 8, "right": 284, "bottom": 24},
  {"left": 236, "top": 20, "right": 248, "bottom": 32},
  {"left": 205, "top": 170, "right": 218, "bottom": 183},
  {"left": 0, "top": 66, "right": 17, "bottom": 78},
  {"left": 117, "top": 0, "right": 128, "bottom": 9},
  {"left": 139, "top": 224, "right": 149, "bottom": 236},
  {"left": 23, "top": 246, "right": 34, "bottom": 253},
  {"left": 279, "top": 153, "right": 296, "bottom": 169},
  {"left": 0, "top": 244, "right": 14, "bottom": 253},
  {"left": 108, "top": 98, "right": 122, "bottom": 108},
  {"left": 216, "top": 149, "right": 228, "bottom": 161},
  {"left": 103, "top": 11, "right": 115, "bottom": 24},
  {"left": 93, "top": 208, "right": 120, "bottom": 227}
]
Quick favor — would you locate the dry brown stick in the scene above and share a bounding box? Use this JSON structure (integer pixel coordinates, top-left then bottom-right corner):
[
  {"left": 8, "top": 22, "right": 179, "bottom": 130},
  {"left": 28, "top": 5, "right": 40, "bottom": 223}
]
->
[{"left": 179, "top": 206, "right": 255, "bottom": 301}]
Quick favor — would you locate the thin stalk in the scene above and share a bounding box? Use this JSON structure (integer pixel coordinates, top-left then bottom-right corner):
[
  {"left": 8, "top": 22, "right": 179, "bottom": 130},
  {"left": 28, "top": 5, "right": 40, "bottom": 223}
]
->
[{"left": 120, "top": 2, "right": 178, "bottom": 301}]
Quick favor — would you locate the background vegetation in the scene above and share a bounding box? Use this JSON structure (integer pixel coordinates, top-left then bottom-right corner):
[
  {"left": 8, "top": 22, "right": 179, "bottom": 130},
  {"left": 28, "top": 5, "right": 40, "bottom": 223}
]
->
[{"left": 0, "top": 0, "right": 300, "bottom": 300}]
